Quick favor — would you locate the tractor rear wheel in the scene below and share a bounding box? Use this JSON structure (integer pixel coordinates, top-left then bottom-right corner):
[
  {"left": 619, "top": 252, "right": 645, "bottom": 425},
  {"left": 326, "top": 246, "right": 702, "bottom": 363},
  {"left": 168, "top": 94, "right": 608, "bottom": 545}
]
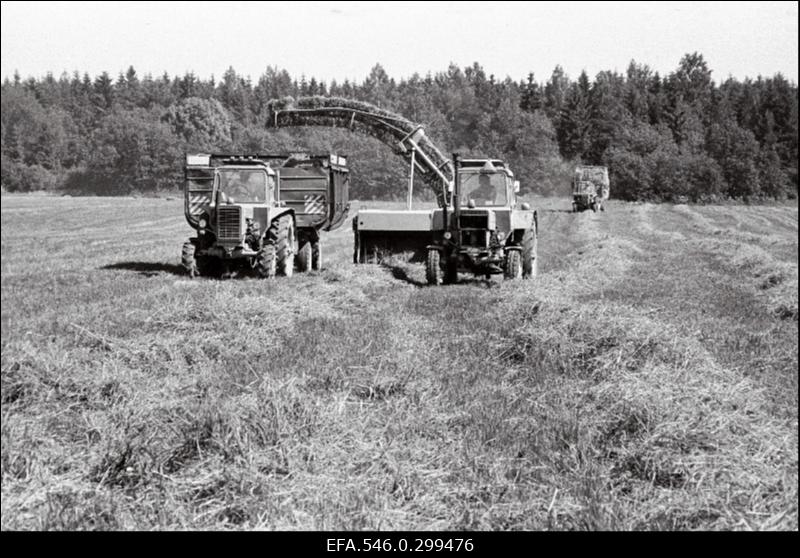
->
[
  {"left": 522, "top": 228, "right": 538, "bottom": 279},
  {"left": 182, "top": 241, "right": 198, "bottom": 277},
  {"left": 296, "top": 241, "right": 312, "bottom": 272},
  {"left": 311, "top": 240, "right": 322, "bottom": 270},
  {"left": 425, "top": 249, "right": 443, "bottom": 285},
  {"left": 273, "top": 215, "right": 295, "bottom": 277},
  {"left": 504, "top": 250, "right": 522, "bottom": 279}
]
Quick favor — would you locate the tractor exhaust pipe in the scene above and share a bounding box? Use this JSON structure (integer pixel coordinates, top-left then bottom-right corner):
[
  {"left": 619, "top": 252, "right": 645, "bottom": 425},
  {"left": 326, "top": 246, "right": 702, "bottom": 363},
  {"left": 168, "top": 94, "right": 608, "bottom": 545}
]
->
[{"left": 452, "top": 152, "right": 462, "bottom": 252}]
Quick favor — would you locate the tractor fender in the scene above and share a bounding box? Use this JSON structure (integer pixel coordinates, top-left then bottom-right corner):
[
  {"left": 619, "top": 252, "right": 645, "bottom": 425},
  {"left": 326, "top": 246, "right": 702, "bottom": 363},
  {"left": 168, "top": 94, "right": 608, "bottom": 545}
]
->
[
  {"left": 255, "top": 208, "right": 296, "bottom": 244},
  {"left": 426, "top": 244, "right": 445, "bottom": 252}
]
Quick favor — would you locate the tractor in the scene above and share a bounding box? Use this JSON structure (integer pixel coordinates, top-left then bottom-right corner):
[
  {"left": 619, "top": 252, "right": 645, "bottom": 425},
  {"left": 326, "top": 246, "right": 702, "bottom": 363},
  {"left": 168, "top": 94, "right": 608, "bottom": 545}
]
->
[
  {"left": 354, "top": 153, "right": 538, "bottom": 284},
  {"left": 181, "top": 153, "right": 349, "bottom": 278},
  {"left": 572, "top": 165, "right": 610, "bottom": 212}
]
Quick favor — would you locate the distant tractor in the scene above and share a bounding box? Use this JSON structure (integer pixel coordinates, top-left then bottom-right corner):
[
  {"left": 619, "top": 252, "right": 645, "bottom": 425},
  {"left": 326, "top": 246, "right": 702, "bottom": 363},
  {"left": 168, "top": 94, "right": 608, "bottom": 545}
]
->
[
  {"left": 572, "top": 165, "right": 610, "bottom": 212},
  {"left": 181, "top": 153, "right": 349, "bottom": 278},
  {"left": 354, "top": 154, "right": 538, "bottom": 284}
]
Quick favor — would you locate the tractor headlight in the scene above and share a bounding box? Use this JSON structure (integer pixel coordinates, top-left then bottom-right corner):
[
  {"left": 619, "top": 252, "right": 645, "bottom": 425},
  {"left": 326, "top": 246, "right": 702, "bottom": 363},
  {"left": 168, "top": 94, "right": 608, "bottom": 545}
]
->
[
  {"left": 198, "top": 217, "right": 207, "bottom": 228},
  {"left": 496, "top": 231, "right": 506, "bottom": 241},
  {"left": 443, "top": 231, "right": 452, "bottom": 240}
]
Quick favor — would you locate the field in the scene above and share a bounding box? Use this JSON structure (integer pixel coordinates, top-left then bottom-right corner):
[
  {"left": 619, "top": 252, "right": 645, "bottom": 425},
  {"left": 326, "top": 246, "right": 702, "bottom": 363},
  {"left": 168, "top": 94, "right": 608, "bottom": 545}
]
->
[{"left": 1, "top": 194, "right": 797, "bottom": 530}]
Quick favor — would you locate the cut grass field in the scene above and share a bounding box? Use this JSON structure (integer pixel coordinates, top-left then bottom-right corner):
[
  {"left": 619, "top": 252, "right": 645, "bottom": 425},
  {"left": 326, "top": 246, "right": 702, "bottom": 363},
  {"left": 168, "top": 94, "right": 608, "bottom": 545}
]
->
[{"left": 1, "top": 194, "right": 797, "bottom": 530}]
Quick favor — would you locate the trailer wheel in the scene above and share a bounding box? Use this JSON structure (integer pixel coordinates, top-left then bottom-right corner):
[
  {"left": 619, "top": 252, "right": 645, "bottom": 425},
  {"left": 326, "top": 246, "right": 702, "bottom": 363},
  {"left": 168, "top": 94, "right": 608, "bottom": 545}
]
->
[
  {"left": 311, "top": 240, "right": 322, "bottom": 271},
  {"left": 255, "top": 243, "right": 277, "bottom": 278},
  {"left": 296, "top": 241, "right": 312, "bottom": 272},
  {"left": 522, "top": 228, "right": 538, "bottom": 279},
  {"left": 504, "top": 250, "right": 522, "bottom": 279},
  {"left": 181, "top": 241, "right": 198, "bottom": 277},
  {"left": 425, "top": 249, "right": 443, "bottom": 285},
  {"left": 273, "top": 215, "right": 295, "bottom": 277}
]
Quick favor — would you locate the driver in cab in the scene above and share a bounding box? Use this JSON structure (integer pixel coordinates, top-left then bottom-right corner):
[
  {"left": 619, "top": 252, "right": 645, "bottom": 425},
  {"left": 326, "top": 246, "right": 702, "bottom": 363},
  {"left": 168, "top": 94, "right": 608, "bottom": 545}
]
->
[{"left": 472, "top": 174, "right": 498, "bottom": 206}]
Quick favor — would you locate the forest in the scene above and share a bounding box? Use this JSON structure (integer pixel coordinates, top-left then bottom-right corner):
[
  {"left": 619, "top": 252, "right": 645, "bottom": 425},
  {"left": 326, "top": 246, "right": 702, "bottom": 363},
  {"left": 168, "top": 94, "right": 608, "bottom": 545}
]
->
[{"left": 1, "top": 53, "right": 797, "bottom": 202}]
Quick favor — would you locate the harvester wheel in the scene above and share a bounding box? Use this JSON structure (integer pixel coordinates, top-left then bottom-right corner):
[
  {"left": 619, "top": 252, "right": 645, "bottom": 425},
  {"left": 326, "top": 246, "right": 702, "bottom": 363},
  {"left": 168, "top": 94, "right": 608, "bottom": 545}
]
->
[
  {"left": 296, "top": 241, "right": 312, "bottom": 272},
  {"left": 504, "top": 250, "right": 522, "bottom": 279},
  {"left": 425, "top": 249, "right": 443, "bottom": 285},
  {"left": 311, "top": 240, "right": 322, "bottom": 270},
  {"left": 522, "top": 228, "right": 538, "bottom": 279},
  {"left": 273, "top": 215, "right": 295, "bottom": 277},
  {"left": 255, "top": 243, "right": 277, "bottom": 278},
  {"left": 181, "top": 241, "right": 198, "bottom": 277}
]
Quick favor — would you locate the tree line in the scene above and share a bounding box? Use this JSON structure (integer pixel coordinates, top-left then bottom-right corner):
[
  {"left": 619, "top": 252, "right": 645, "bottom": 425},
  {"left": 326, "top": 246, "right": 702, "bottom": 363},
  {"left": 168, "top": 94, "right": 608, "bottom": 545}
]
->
[{"left": 1, "top": 53, "right": 797, "bottom": 202}]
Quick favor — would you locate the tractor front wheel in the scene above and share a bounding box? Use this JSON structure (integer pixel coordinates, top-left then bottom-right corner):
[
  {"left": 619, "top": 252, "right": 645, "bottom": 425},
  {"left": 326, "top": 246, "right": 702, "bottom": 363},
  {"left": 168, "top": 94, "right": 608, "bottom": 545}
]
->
[
  {"left": 425, "top": 249, "right": 443, "bottom": 285},
  {"left": 181, "top": 241, "right": 198, "bottom": 277},
  {"left": 273, "top": 215, "right": 295, "bottom": 277},
  {"left": 255, "top": 243, "right": 277, "bottom": 278},
  {"left": 444, "top": 258, "right": 458, "bottom": 284},
  {"left": 504, "top": 250, "right": 522, "bottom": 279}
]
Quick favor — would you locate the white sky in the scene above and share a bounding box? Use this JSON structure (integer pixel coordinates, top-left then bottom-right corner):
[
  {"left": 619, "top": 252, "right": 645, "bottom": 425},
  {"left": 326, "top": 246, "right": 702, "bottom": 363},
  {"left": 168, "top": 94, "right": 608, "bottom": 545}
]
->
[{"left": 1, "top": 0, "right": 797, "bottom": 84}]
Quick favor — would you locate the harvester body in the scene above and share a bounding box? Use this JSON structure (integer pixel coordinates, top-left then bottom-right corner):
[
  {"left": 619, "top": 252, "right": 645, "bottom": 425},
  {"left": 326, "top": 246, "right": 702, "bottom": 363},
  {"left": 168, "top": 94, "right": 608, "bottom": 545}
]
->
[
  {"left": 572, "top": 165, "right": 609, "bottom": 212},
  {"left": 182, "top": 153, "right": 349, "bottom": 277}
]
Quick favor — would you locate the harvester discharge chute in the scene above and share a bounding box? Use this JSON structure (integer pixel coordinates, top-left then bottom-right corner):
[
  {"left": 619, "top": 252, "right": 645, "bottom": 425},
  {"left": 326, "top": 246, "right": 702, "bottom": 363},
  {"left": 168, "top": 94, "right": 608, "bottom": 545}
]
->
[{"left": 266, "top": 96, "right": 453, "bottom": 206}]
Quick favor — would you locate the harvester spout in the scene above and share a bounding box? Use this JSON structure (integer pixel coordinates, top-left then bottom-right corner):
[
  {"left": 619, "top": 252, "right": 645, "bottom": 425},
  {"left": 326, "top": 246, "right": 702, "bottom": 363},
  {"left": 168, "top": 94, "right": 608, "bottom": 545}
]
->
[{"left": 266, "top": 96, "right": 454, "bottom": 206}]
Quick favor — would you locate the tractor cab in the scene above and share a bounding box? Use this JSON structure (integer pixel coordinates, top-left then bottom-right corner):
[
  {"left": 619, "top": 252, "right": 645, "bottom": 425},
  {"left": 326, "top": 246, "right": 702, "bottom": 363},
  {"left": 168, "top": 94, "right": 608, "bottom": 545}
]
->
[
  {"left": 215, "top": 165, "right": 274, "bottom": 205},
  {"left": 458, "top": 159, "right": 520, "bottom": 209}
]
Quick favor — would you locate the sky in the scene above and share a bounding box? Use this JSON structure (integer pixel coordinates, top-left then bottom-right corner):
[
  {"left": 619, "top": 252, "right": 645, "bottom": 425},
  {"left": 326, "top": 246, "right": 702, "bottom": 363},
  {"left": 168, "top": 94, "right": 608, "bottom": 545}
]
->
[{"left": 1, "top": 0, "right": 797, "bottom": 85}]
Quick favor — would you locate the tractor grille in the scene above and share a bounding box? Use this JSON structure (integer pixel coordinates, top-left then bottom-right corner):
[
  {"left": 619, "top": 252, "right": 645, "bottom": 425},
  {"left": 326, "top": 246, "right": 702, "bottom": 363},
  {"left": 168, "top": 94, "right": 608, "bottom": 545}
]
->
[
  {"left": 216, "top": 206, "right": 241, "bottom": 241},
  {"left": 460, "top": 214, "right": 489, "bottom": 229},
  {"left": 461, "top": 230, "right": 489, "bottom": 248}
]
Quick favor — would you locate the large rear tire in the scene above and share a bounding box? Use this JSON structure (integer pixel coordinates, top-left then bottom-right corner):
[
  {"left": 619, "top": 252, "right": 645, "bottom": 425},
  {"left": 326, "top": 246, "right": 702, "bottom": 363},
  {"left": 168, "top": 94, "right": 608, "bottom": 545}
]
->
[{"left": 425, "top": 249, "right": 443, "bottom": 285}]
